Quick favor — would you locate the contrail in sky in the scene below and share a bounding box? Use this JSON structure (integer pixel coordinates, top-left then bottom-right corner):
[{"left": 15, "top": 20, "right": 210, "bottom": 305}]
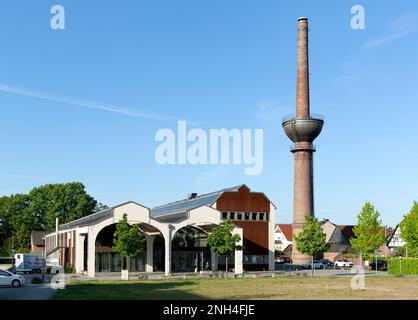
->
[{"left": 0, "top": 83, "right": 180, "bottom": 123}]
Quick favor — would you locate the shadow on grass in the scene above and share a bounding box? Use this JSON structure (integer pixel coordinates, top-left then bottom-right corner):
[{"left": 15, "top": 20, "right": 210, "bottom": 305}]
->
[{"left": 52, "top": 280, "right": 207, "bottom": 300}]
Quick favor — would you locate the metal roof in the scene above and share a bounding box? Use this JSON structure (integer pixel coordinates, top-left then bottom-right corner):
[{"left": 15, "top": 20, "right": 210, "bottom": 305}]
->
[
  {"left": 150, "top": 185, "right": 244, "bottom": 219},
  {"left": 57, "top": 201, "right": 145, "bottom": 230}
]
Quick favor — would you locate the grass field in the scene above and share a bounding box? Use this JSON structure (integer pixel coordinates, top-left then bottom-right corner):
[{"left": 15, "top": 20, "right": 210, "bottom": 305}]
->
[{"left": 52, "top": 275, "right": 418, "bottom": 300}]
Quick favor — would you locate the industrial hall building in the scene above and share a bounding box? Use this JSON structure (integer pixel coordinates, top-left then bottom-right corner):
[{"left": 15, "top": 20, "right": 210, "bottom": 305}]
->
[{"left": 43, "top": 184, "right": 276, "bottom": 277}]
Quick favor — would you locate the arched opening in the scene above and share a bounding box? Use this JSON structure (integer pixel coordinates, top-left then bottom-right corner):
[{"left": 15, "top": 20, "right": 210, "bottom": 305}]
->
[
  {"left": 171, "top": 226, "right": 211, "bottom": 273},
  {"left": 94, "top": 224, "right": 146, "bottom": 272},
  {"left": 152, "top": 234, "right": 165, "bottom": 272}
]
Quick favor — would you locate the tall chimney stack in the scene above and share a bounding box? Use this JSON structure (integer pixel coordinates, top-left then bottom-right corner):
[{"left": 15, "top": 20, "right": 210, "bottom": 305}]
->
[
  {"left": 282, "top": 17, "right": 324, "bottom": 265},
  {"left": 296, "top": 17, "right": 310, "bottom": 118}
]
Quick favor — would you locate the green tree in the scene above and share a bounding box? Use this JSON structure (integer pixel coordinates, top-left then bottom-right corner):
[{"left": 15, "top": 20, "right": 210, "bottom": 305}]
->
[
  {"left": 0, "top": 194, "right": 35, "bottom": 254},
  {"left": 350, "top": 202, "right": 386, "bottom": 264},
  {"left": 400, "top": 202, "right": 418, "bottom": 257},
  {"left": 14, "top": 224, "right": 31, "bottom": 253},
  {"left": 207, "top": 219, "right": 242, "bottom": 279},
  {"left": 0, "top": 183, "right": 102, "bottom": 254},
  {"left": 28, "top": 182, "right": 97, "bottom": 229},
  {"left": 112, "top": 214, "right": 146, "bottom": 271},
  {"left": 294, "top": 216, "right": 330, "bottom": 276}
]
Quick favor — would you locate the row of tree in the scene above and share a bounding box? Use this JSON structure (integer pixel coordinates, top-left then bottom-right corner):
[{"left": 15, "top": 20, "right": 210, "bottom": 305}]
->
[
  {"left": 295, "top": 201, "right": 418, "bottom": 275},
  {"left": 0, "top": 182, "right": 106, "bottom": 255}
]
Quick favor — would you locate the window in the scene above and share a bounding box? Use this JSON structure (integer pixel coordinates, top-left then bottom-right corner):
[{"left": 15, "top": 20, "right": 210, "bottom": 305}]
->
[
  {"left": 222, "top": 212, "right": 228, "bottom": 219},
  {"left": 245, "top": 213, "right": 250, "bottom": 221},
  {"left": 259, "top": 213, "right": 265, "bottom": 221},
  {"left": 266, "top": 213, "right": 269, "bottom": 221},
  {"left": 237, "top": 213, "right": 242, "bottom": 220},
  {"left": 0, "top": 270, "right": 10, "bottom": 276},
  {"left": 229, "top": 212, "right": 235, "bottom": 220},
  {"left": 252, "top": 213, "right": 257, "bottom": 221}
]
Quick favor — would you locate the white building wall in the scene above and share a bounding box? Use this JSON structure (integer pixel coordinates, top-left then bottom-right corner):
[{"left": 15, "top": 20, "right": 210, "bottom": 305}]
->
[{"left": 274, "top": 226, "right": 292, "bottom": 252}]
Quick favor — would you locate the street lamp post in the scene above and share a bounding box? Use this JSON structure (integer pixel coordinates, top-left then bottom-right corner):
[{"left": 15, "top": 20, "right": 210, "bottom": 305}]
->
[{"left": 399, "top": 255, "right": 402, "bottom": 275}]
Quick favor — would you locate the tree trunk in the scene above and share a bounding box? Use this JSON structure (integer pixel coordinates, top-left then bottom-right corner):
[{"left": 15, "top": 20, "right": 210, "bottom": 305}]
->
[
  {"left": 359, "top": 252, "right": 363, "bottom": 267},
  {"left": 311, "top": 256, "right": 314, "bottom": 277},
  {"left": 225, "top": 257, "right": 228, "bottom": 280}
]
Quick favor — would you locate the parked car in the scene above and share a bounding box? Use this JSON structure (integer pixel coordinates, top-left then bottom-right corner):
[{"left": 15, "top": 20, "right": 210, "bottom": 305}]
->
[
  {"left": 275, "top": 256, "right": 292, "bottom": 264},
  {"left": 0, "top": 268, "right": 25, "bottom": 288},
  {"left": 319, "top": 259, "right": 334, "bottom": 269},
  {"left": 334, "top": 259, "right": 354, "bottom": 268},
  {"left": 369, "top": 260, "right": 387, "bottom": 271},
  {"left": 303, "top": 260, "right": 325, "bottom": 269}
]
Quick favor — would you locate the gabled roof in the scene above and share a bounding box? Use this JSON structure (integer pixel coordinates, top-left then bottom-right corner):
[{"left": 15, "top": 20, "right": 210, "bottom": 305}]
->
[
  {"left": 327, "top": 244, "right": 356, "bottom": 254},
  {"left": 57, "top": 201, "right": 147, "bottom": 230},
  {"left": 338, "top": 225, "right": 355, "bottom": 243},
  {"left": 150, "top": 185, "right": 244, "bottom": 219},
  {"left": 386, "top": 225, "right": 399, "bottom": 245},
  {"left": 277, "top": 224, "right": 293, "bottom": 241}
]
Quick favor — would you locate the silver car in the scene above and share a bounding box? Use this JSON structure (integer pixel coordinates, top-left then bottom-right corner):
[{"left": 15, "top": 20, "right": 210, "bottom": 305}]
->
[
  {"left": 303, "top": 260, "right": 325, "bottom": 269},
  {"left": 0, "top": 268, "right": 25, "bottom": 288}
]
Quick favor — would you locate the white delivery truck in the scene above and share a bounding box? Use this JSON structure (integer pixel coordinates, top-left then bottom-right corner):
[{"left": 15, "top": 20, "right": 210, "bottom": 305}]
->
[{"left": 14, "top": 253, "right": 46, "bottom": 274}]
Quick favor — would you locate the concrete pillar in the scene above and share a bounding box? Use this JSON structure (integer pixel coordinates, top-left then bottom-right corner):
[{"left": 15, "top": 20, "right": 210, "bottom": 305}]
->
[
  {"left": 87, "top": 229, "right": 96, "bottom": 278},
  {"left": 145, "top": 234, "right": 156, "bottom": 273},
  {"left": 164, "top": 226, "right": 173, "bottom": 276},
  {"left": 268, "top": 203, "right": 276, "bottom": 271},
  {"left": 75, "top": 233, "right": 86, "bottom": 273},
  {"left": 233, "top": 227, "right": 243, "bottom": 275},
  {"left": 211, "top": 250, "right": 218, "bottom": 271}
]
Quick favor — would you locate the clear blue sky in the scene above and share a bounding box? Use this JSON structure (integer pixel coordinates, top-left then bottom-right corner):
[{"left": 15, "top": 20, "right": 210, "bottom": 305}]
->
[{"left": 1, "top": 1, "right": 418, "bottom": 227}]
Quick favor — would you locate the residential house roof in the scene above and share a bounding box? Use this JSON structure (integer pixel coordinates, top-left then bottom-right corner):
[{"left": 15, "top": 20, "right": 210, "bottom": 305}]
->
[
  {"left": 277, "top": 224, "right": 293, "bottom": 242},
  {"left": 31, "top": 231, "right": 47, "bottom": 246}
]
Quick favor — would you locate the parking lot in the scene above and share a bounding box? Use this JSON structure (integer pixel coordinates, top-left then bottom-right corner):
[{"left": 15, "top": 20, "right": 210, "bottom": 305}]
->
[{"left": 0, "top": 273, "right": 57, "bottom": 300}]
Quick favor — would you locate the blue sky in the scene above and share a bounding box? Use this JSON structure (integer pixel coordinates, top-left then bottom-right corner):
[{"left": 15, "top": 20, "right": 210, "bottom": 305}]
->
[{"left": 1, "top": 1, "right": 418, "bottom": 227}]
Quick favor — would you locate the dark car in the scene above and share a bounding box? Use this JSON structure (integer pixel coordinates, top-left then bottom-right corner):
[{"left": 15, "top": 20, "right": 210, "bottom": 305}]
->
[
  {"left": 319, "top": 259, "right": 334, "bottom": 269},
  {"left": 369, "top": 260, "right": 387, "bottom": 271}
]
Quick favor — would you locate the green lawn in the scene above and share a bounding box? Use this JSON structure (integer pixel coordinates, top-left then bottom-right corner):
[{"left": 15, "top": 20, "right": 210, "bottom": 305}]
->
[{"left": 52, "top": 275, "right": 418, "bottom": 300}]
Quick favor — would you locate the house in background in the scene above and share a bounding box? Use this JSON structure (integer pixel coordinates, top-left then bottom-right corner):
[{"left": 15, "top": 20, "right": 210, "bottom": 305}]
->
[
  {"left": 320, "top": 220, "right": 356, "bottom": 261},
  {"left": 274, "top": 224, "right": 292, "bottom": 257},
  {"left": 387, "top": 225, "right": 405, "bottom": 255},
  {"left": 30, "top": 231, "right": 47, "bottom": 253}
]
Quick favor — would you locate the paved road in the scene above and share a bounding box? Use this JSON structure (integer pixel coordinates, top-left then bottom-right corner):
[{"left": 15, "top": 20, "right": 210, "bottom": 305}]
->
[
  {"left": 0, "top": 284, "right": 56, "bottom": 300},
  {"left": 0, "top": 274, "right": 59, "bottom": 300}
]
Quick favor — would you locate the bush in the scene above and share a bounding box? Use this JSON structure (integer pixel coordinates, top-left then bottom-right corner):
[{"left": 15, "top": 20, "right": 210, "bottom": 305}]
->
[
  {"left": 31, "top": 277, "right": 42, "bottom": 284},
  {"left": 64, "top": 265, "right": 73, "bottom": 274},
  {"left": 388, "top": 258, "right": 418, "bottom": 275}
]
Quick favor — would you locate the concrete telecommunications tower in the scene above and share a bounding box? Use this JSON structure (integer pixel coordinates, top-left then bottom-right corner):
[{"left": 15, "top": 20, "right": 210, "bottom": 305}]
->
[{"left": 282, "top": 17, "right": 324, "bottom": 264}]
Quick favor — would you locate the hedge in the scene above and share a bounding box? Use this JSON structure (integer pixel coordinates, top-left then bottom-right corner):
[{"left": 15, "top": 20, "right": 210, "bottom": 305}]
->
[{"left": 388, "top": 258, "right": 418, "bottom": 275}]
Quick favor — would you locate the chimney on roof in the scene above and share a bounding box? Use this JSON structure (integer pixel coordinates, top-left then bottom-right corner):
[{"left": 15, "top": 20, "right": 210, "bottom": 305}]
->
[{"left": 187, "top": 193, "right": 198, "bottom": 200}]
